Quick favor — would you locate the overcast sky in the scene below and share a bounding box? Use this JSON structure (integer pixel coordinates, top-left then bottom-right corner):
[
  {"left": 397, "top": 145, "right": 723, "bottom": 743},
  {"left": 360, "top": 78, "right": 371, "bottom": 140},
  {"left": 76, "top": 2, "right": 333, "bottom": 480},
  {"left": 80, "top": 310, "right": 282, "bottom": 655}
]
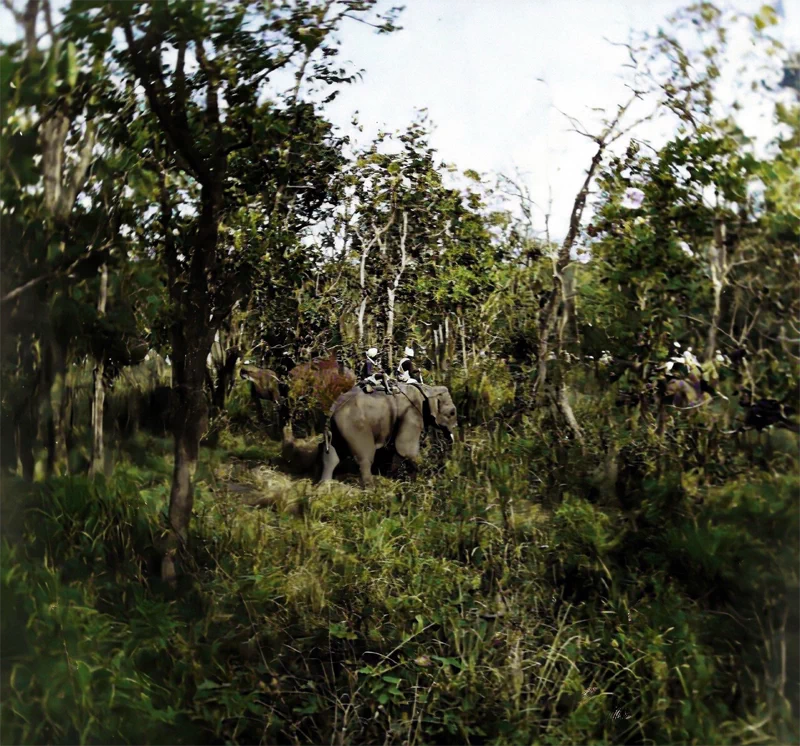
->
[
  {"left": 2, "top": 0, "right": 797, "bottom": 240},
  {"left": 323, "top": 0, "right": 798, "bottom": 238}
]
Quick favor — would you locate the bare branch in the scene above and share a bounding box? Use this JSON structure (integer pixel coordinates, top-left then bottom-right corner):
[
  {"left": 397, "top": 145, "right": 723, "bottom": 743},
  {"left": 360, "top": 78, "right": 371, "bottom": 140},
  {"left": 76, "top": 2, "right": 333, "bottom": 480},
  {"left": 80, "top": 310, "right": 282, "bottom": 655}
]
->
[
  {"left": 1, "top": 272, "right": 52, "bottom": 305},
  {"left": 21, "top": 0, "right": 39, "bottom": 52},
  {"left": 553, "top": 106, "right": 592, "bottom": 139},
  {"left": 41, "top": 0, "right": 54, "bottom": 38},
  {"left": 341, "top": 12, "right": 394, "bottom": 31},
  {"left": 2, "top": 0, "right": 23, "bottom": 23},
  {"left": 194, "top": 38, "right": 223, "bottom": 155}
]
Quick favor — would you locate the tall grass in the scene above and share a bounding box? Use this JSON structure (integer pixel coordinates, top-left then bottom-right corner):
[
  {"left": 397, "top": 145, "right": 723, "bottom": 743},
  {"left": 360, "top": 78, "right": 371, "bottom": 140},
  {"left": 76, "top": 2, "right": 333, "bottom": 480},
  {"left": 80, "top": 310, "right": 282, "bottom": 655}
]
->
[{"left": 2, "top": 403, "right": 798, "bottom": 744}]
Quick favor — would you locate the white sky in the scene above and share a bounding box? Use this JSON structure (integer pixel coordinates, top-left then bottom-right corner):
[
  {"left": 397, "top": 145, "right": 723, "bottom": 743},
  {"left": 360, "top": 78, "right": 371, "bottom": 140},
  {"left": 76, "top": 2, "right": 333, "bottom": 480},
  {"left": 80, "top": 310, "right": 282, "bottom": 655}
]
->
[
  {"left": 324, "top": 0, "right": 799, "bottom": 239},
  {"left": 2, "top": 0, "right": 797, "bottom": 241}
]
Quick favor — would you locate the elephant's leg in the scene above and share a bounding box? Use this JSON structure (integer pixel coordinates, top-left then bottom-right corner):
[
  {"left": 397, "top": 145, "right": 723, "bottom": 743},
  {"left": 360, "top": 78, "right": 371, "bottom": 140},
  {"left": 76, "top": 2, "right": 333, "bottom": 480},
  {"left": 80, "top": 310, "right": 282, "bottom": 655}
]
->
[
  {"left": 356, "top": 454, "right": 375, "bottom": 488},
  {"left": 393, "top": 422, "right": 422, "bottom": 481},
  {"left": 251, "top": 385, "right": 267, "bottom": 425},
  {"left": 319, "top": 444, "right": 340, "bottom": 484}
]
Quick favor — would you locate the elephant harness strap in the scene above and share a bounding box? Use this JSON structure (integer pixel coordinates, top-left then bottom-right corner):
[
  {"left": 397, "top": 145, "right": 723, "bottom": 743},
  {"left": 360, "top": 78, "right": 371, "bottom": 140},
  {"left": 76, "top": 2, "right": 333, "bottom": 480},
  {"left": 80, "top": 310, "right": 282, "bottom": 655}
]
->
[{"left": 396, "top": 381, "right": 428, "bottom": 419}]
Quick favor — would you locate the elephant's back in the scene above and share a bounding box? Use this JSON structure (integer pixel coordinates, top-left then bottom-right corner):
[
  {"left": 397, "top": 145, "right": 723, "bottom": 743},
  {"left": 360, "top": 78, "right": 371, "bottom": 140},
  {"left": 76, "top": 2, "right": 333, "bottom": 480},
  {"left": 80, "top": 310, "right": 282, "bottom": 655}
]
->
[{"left": 329, "top": 388, "right": 361, "bottom": 416}]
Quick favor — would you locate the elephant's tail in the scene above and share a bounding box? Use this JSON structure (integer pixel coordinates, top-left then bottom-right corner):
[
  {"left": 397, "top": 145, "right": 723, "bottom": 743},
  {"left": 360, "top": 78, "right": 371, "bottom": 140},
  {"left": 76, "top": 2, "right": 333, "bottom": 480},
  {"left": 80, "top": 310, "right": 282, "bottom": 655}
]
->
[{"left": 324, "top": 419, "right": 332, "bottom": 453}]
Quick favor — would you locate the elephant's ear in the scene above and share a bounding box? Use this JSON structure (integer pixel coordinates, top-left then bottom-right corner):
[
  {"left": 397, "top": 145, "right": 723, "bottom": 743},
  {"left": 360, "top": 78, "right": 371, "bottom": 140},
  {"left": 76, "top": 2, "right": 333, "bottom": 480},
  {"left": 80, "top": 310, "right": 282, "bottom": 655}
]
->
[{"left": 427, "top": 390, "right": 441, "bottom": 424}]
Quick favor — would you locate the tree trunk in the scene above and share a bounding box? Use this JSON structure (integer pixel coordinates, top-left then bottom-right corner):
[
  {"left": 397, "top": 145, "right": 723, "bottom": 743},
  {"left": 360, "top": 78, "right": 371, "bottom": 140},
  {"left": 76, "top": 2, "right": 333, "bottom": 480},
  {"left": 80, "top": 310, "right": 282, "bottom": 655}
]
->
[
  {"left": 15, "top": 333, "right": 36, "bottom": 481},
  {"left": 212, "top": 347, "right": 239, "bottom": 411},
  {"left": 90, "top": 263, "right": 108, "bottom": 478},
  {"left": 386, "top": 287, "right": 396, "bottom": 370},
  {"left": 384, "top": 211, "right": 408, "bottom": 372},
  {"left": 458, "top": 312, "right": 468, "bottom": 373},
  {"left": 443, "top": 317, "right": 452, "bottom": 371},
  {"left": 44, "top": 337, "right": 68, "bottom": 476},
  {"left": 555, "top": 381, "right": 583, "bottom": 445},
  {"left": 532, "top": 95, "right": 636, "bottom": 402},
  {"left": 705, "top": 218, "right": 727, "bottom": 363},
  {"left": 357, "top": 295, "right": 367, "bottom": 349},
  {"left": 161, "top": 346, "right": 209, "bottom": 586},
  {"left": 160, "top": 174, "right": 219, "bottom": 585}
]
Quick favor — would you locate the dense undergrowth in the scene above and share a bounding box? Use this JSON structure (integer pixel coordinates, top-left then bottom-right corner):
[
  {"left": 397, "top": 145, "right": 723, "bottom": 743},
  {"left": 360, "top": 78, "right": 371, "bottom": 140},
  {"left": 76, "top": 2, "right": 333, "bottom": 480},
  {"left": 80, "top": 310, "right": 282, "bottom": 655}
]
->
[{"left": 2, "top": 394, "right": 798, "bottom": 745}]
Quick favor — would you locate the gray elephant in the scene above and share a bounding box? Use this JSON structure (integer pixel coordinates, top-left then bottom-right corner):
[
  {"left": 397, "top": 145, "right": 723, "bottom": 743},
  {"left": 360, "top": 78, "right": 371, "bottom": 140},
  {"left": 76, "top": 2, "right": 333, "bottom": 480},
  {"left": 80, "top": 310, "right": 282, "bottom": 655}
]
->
[
  {"left": 318, "top": 383, "right": 457, "bottom": 487},
  {"left": 239, "top": 364, "right": 287, "bottom": 426}
]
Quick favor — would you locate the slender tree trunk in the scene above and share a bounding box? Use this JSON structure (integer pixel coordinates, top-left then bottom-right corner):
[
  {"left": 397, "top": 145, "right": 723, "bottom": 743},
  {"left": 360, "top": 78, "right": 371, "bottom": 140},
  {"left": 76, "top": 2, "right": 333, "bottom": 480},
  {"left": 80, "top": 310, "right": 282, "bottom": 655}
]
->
[
  {"left": 386, "top": 287, "right": 396, "bottom": 370},
  {"left": 47, "top": 338, "right": 68, "bottom": 475},
  {"left": 459, "top": 313, "right": 468, "bottom": 373},
  {"left": 384, "top": 212, "right": 408, "bottom": 371},
  {"left": 90, "top": 263, "right": 108, "bottom": 478},
  {"left": 556, "top": 383, "right": 582, "bottom": 443},
  {"left": 533, "top": 143, "right": 602, "bottom": 401},
  {"left": 443, "top": 317, "right": 452, "bottom": 371},
  {"left": 357, "top": 295, "right": 367, "bottom": 349},
  {"left": 355, "top": 212, "right": 395, "bottom": 351},
  {"left": 532, "top": 95, "right": 637, "bottom": 412},
  {"left": 705, "top": 217, "right": 727, "bottom": 363},
  {"left": 211, "top": 347, "right": 239, "bottom": 411}
]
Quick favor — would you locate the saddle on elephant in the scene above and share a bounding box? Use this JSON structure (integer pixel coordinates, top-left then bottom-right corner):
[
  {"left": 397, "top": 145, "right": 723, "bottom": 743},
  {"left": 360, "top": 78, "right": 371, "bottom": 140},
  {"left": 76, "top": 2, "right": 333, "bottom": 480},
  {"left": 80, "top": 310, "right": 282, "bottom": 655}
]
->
[
  {"left": 334, "top": 380, "right": 420, "bottom": 416},
  {"left": 357, "top": 378, "right": 402, "bottom": 395}
]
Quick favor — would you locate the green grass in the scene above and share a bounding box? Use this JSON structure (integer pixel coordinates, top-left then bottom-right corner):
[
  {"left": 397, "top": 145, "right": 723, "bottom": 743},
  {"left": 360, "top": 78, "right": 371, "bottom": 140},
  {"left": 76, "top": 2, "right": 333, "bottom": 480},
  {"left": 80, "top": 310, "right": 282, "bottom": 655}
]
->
[{"left": 1, "top": 412, "right": 798, "bottom": 745}]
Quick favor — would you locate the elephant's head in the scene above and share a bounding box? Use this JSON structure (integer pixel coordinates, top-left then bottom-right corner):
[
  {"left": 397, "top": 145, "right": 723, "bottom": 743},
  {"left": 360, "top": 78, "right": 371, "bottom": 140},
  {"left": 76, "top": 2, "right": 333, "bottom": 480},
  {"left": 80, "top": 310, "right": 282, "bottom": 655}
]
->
[
  {"left": 425, "top": 386, "right": 458, "bottom": 441},
  {"left": 240, "top": 365, "right": 280, "bottom": 401}
]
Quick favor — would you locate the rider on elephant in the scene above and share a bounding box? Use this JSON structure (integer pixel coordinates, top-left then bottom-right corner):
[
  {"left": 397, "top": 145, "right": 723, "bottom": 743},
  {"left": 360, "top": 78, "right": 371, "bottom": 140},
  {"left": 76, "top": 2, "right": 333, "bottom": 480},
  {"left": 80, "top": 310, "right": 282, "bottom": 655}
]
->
[
  {"left": 361, "top": 347, "right": 392, "bottom": 394},
  {"left": 397, "top": 346, "right": 423, "bottom": 384}
]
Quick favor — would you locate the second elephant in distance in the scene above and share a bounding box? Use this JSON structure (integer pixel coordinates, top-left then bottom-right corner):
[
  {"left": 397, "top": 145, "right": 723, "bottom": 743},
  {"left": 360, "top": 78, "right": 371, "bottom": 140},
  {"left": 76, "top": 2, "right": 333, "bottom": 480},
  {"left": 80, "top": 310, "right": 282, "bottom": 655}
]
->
[
  {"left": 318, "top": 383, "right": 457, "bottom": 487},
  {"left": 240, "top": 365, "right": 288, "bottom": 426}
]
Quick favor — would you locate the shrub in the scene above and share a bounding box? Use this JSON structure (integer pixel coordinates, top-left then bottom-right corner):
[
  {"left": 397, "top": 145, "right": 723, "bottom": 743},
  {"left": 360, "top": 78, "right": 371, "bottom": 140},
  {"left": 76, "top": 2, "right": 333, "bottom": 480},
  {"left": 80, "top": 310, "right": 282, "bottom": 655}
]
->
[
  {"left": 288, "top": 355, "right": 356, "bottom": 432},
  {"left": 448, "top": 357, "right": 516, "bottom": 424}
]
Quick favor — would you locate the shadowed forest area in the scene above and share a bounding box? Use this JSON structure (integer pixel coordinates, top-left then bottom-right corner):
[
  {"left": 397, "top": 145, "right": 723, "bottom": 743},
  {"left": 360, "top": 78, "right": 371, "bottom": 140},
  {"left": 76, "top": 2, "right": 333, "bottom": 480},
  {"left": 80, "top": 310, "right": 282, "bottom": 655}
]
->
[{"left": 1, "top": 1, "right": 799, "bottom": 744}]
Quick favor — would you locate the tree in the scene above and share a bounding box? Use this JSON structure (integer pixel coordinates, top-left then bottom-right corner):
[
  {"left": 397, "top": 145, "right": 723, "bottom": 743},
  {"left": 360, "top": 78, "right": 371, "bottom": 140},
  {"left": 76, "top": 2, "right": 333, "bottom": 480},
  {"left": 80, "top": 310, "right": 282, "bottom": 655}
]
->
[
  {"left": 73, "top": 0, "right": 400, "bottom": 582},
  {"left": 1, "top": 0, "right": 123, "bottom": 478}
]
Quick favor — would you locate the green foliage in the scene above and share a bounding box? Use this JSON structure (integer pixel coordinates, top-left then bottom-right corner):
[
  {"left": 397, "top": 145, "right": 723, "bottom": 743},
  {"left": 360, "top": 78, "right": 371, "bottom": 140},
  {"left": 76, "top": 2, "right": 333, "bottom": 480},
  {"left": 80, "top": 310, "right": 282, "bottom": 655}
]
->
[
  {"left": 3, "top": 407, "right": 797, "bottom": 744},
  {"left": 447, "top": 356, "right": 517, "bottom": 424},
  {"left": 1, "top": 2, "right": 798, "bottom": 744}
]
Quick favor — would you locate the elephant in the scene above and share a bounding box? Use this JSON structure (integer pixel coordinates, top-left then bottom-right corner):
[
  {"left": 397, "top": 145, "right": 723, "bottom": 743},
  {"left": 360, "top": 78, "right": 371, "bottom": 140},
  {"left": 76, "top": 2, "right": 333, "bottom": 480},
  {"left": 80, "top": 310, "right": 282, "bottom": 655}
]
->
[
  {"left": 318, "top": 383, "right": 457, "bottom": 487},
  {"left": 239, "top": 365, "right": 287, "bottom": 426}
]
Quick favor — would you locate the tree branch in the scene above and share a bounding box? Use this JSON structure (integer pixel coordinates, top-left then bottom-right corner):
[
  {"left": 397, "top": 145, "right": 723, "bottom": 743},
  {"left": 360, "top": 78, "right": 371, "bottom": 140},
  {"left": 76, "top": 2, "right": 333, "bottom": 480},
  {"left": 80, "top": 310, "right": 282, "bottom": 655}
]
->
[
  {"left": 1, "top": 241, "right": 111, "bottom": 307},
  {"left": 122, "top": 18, "right": 210, "bottom": 184},
  {"left": 2, "top": 0, "right": 23, "bottom": 23},
  {"left": 56, "top": 120, "right": 96, "bottom": 221},
  {"left": 194, "top": 38, "right": 224, "bottom": 157}
]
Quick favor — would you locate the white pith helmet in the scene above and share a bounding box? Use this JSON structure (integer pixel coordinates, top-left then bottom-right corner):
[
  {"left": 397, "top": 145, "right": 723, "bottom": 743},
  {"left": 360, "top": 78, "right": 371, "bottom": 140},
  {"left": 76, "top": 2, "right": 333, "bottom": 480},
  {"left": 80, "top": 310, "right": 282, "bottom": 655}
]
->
[
  {"left": 404, "top": 346, "right": 414, "bottom": 357},
  {"left": 366, "top": 347, "right": 378, "bottom": 357}
]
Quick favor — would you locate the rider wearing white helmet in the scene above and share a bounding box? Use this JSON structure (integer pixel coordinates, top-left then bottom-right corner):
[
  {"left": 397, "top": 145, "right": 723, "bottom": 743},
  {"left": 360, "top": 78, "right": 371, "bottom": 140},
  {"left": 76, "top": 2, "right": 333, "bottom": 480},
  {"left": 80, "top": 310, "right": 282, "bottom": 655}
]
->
[
  {"left": 361, "top": 347, "right": 391, "bottom": 394},
  {"left": 397, "top": 346, "right": 423, "bottom": 384}
]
